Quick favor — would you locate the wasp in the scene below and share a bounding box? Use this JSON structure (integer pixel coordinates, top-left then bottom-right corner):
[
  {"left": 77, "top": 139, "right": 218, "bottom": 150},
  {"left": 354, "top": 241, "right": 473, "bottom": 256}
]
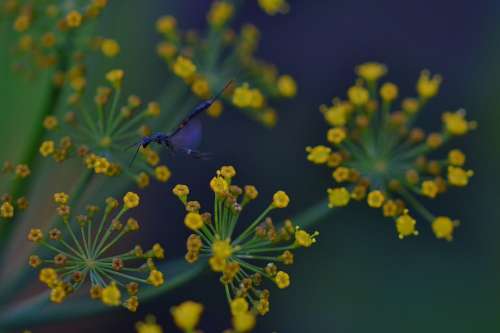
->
[{"left": 127, "top": 80, "right": 233, "bottom": 166}]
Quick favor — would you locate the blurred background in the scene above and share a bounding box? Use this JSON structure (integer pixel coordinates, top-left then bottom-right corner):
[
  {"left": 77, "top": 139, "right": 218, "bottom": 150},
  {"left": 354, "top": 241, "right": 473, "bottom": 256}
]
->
[{"left": 1, "top": 0, "right": 499, "bottom": 332}]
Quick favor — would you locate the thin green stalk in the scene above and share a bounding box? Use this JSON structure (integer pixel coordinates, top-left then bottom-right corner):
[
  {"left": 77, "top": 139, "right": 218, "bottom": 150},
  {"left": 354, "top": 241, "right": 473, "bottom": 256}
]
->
[
  {"left": 233, "top": 206, "right": 273, "bottom": 245},
  {"left": 95, "top": 228, "right": 127, "bottom": 257},
  {"left": 105, "top": 88, "right": 121, "bottom": 136},
  {"left": 93, "top": 207, "right": 127, "bottom": 256},
  {"left": 397, "top": 187, "right": 435, "bottom": 223}
]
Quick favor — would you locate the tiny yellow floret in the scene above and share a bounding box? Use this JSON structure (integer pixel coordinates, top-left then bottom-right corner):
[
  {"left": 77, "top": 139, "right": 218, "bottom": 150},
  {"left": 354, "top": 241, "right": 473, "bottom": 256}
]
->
[
  {"left": 147, "top": 269, "right": 164, "bottom": 287},
  {"left": 356, "top": 62, "right": 387, "bottom": 82},
  {"left": 327, "top": 187, "right": 350, "bottom": 208},
  {"left": 101, "top": 39, "right": 120, "bottom": 57},
  {"left": 66, "top": 10, "right": 82, "bottom": 28},
  {"left": 395, "top": 214, "right": 418, "bottom": 239},
  {"left": 40, "top": 141, "right": 55, "bottom": 157},
  {"left": 257, "top": 0, "right": 289, "bottom": 15},
  {"left": 171, "top": 301, "right": 203, "bottom": 331},
  {"left": 367, "top": 190, "right": 385, "bottom": 208},
  {"left": 212, "top": 239, "right": 232, "bottom": 259},
  {"left": 123, "top": 192, "right": 140, "bottom": 209},
  {"left": 277, "top": 75, "right": 297, "bottom": 97},
  {"left": 432, "top": 216, "right": 456, "bottom": 241},
  {"left": 101, "top": 282, "right": 121, "bottom": 306},
  {"left": 184, "top": 212, "right": 204, "bottom": 230},
  {"left": 306, "top": 145, "right": 331, "bottom": 164},
  {"left": 275, "top": 271, "right": 290, "bottom": 289},
  {"left": 447, "top": 166, "right": 473, "bottom": 187},
  {"left": 272, "top": 190, "right": 289, "bottom": 208},
  {"left": 230, "top": 297, "right": 249, "bottom": 315},
  {"left": 417, "top": 70, "right": 442, "bottom": 99},
  {"left": 173, "top": 56, "right": 196, "bottom": 80}
]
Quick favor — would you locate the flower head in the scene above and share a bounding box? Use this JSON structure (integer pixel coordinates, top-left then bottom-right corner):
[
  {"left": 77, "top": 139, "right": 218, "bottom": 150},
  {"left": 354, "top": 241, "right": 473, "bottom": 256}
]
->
[
  {"left": 5, "top": 0, "right": 110, "bottom": 87},
  {"left": 39, "top": 71, "right": 171, "bottom": 188},
  {"left": 307, "top": 63, "right": 475, "bottom": 240},
  {"left": 257, "top": 0, "right": 290, "bottom": 15},
  {"left": 1, "top": 160, "right": 31, "bottom": 221},
  {"left": 135, "top": 315, "right": 163, "bottom": 333},
  {"left": 171, "top": 301, "right": 203, "bottom": 331},
  {"left": 174, "top": 166, "right": 317, "bottom": 316},
  {"left": 232, "top": 311, "right": 256, "bottom": 332},
  {"left": 156, "top": 14, "right": 296, "bottom": 126},
  {"left": 28, "top": 193, "right": 165, "bottom": 310},
  {"left": 101, "top": 38, "right": 120, "bottom": 58}
]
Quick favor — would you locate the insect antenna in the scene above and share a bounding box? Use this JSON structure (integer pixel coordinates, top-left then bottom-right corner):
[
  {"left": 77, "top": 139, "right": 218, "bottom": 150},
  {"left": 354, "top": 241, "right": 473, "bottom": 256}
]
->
[
  {"left": 125, "top": 141, "right": 141, "bottom": 151},
  {"left": 210, "top": 79, "right": 234, "bottom": 103},
  {"left": 128, "top": 144, "right": 142, "bottom": 167}
]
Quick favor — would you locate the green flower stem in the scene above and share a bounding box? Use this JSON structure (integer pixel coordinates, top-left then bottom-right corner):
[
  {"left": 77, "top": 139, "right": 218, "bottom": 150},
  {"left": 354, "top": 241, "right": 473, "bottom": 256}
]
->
[
  {"left": 0, "top": 80, "right": 62, "bottom": 256},
  {"left": 81, "top": 226, "right": 92, "bottom": 258},
  {"left": 292, "top": 198, "right": 333, "bottom": 229},
  {"left": 236, "top": 254, "right": 280, "bottom": 262},
  {"left": 397, "top": 187, "right": 435, "bottom": 223},
  {"left": 63, "top": 221, "right": 87, "bottom": 257},
  {"left": 233, "top": 205, "right": 274, "bottom": 245},
  {"left": 95, "top": 228, "right": 127, "bottom": 257},
  {"left": 224, "top": 284, "right": 232, "bottom": 303},
  {"left": 58, "top": 238, "right": 85, "bottom": 259},
  {"left": 90, "top": 208, "right": 111, "bottom": 255},
  {"left": 99, "top": 267, "right": 147, "bottom": 284},
  {"left": 93, "top": 207, "right": 127, "bottom": 256},
  {"left": 105, "top": 88, "right": 122, "bottom": 136},
  {"left": 241, "top": 244, "right": 296, "bottom": 254}
]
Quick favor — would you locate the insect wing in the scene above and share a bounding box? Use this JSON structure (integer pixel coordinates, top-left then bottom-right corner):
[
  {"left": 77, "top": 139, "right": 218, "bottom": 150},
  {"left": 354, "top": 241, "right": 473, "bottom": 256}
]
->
[{"left": 169, "top": 117, "right": 203, "bottom": 151}]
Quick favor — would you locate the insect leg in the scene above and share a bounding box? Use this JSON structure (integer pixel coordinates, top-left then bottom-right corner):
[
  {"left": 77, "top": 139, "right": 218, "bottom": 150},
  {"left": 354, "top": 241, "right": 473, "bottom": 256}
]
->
[
  {"left": 128, "top": 145, "right": 142, "bottom": 167},
  {"left": 182, "top": 148, "right": 212, "bottom": 160}
]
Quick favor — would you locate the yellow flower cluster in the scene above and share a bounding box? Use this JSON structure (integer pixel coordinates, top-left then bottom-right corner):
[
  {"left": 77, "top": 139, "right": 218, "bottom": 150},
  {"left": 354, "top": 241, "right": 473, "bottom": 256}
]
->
[
  {"left": 0, "top": 161, "right": 30, "bottom": 221},
  {"left": 257, "top": 0, "right": 290, "bottom": 15},
  {"left": 173, "top": 166, "right": 317, "bottom": 319},
  {"left": 136, "top": 299, "right": 255, "bottom": 333},
  {"left": 28, "top": 192, "right": 165, "bottom": 310},
  {"left": 39, "top": 70, "right": 171, "bottom": 188},
  {"left": 155, "top": 9, "right": 297, "bottom": 126},
  {"left": 307, "top": 63, "right": 475, "bottom": 241},
  {"left": 5, "top": 0, "right": 113, "bottom": 85}
]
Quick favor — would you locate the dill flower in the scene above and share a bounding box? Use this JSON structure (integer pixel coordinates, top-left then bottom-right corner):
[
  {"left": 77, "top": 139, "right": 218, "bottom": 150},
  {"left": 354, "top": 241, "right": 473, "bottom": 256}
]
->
[
  {"left": 257, "top": 0, "right": 290, "bottom": 15},
  {"left": 306, "top": 63, "right": 475, "bottom": 240},
  {"left": 135, "top": 315, "right": 163, "bottom": 333},
  {"left": 0, "top": 161, "right": 31, "bottom": 221},
  {"left": 232, "top": 310, "right": 256, "bottom": 332},
  {"left": 39, "top": 70, "right": 171, "bottom": 188},
  {"left": 171, "top": 301, "right": 204, "bottom": 331},
  {"left": 136, "top": 299, "right": 258, "bottom": 333},
  {"left": 3, "top": 0, "right": 111, "bottom": 80},
  {"left": 174, "top": 166, "right": 318, "bottom": 316},
  {"left": 27, "top": 192, "right": 165, "bottom": 310},
  {"left": 156, "top": 8, "right": 297, "bottom": 126}
]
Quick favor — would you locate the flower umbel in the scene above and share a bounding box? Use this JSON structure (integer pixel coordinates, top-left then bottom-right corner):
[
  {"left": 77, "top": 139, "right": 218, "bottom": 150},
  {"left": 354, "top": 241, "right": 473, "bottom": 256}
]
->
[
  {"left": 4, "top": 0, "right": 112, "bottom": 83},
  {"left": 0, "top": 161, "right": 30, "bottom": 221},
  {"left": 39, "top": 71, "right": 171, "bottom": 188},
  {"left": 174, "top": 166, "right": 318, "bottom": 317},
  {"left": 28, "top": 192, "right": 165, "bottom": 310},
  {"left": 156, "top": 7, "right": 297, "bottom": 127},
  {"left": 306, "top": 63, "right": 475, "bottom": 240}
]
